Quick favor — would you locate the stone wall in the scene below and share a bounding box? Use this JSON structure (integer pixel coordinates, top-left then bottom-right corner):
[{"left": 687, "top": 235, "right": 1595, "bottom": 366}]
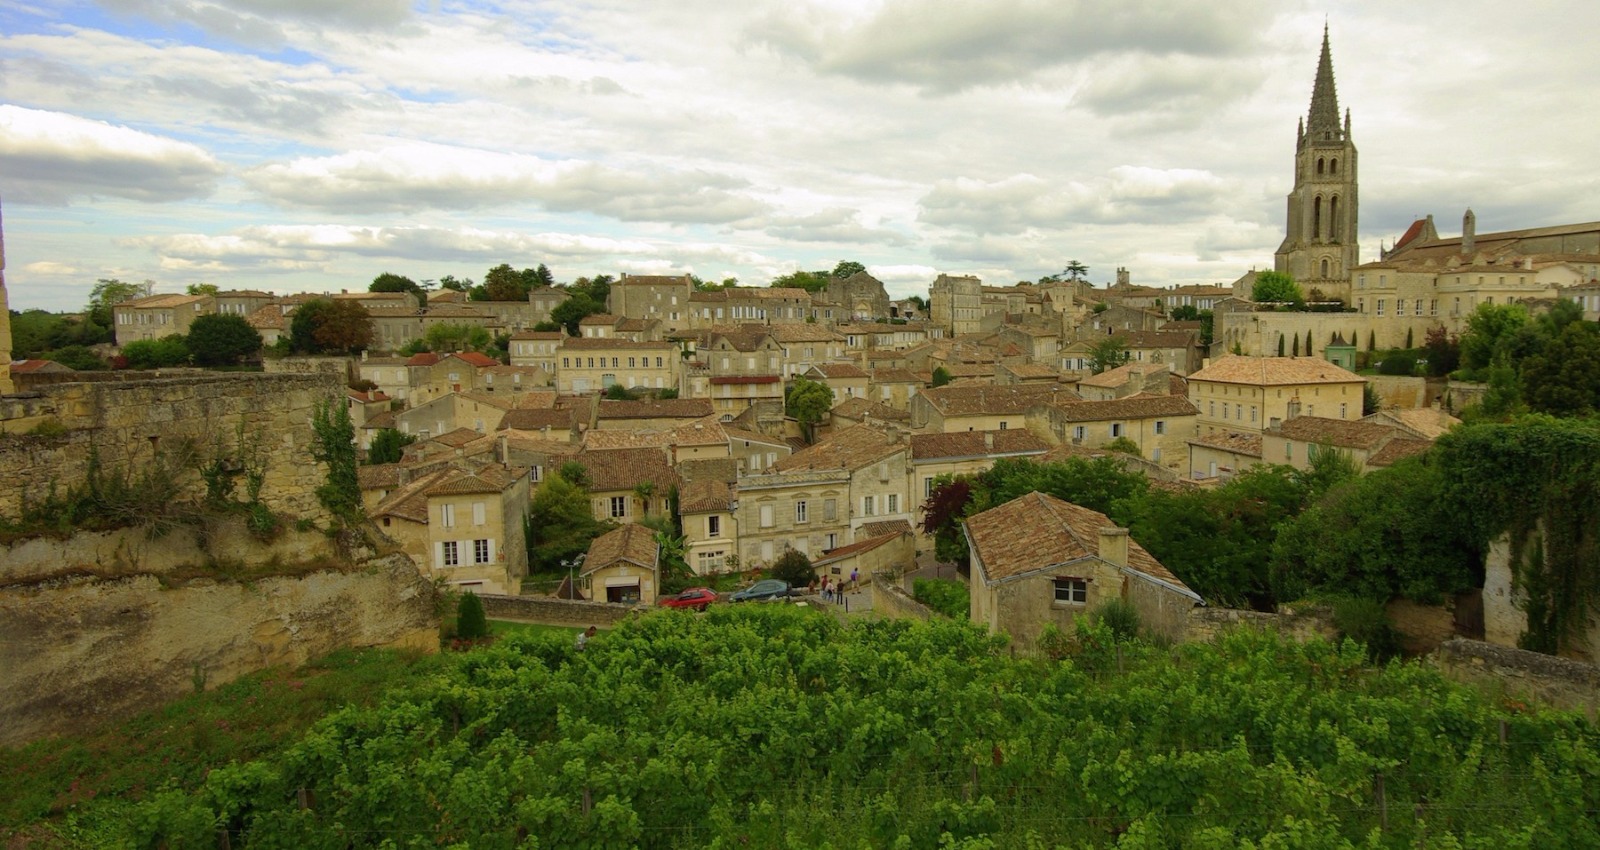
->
[
  {"left": 0, "top": 518, "right": 335, "bottom": 586},
  {"left": 0, "top": 372, "right": 345, "bottom": 521},
  {"left": 0, "top": 550, "right": 438, "bottom": 747},
  {"left": 1184, "top": 603, "right": 1337, "bottom": 644},
  {"left": 264, "top": 356, "right": 357, "bottom": 381},
  {"left": 1443, "top": 380, "right": 1488, "bottom": 415},
  {"left": 1435, "top": 639, "right": 1600, "bottom": 720},
  {"left": 477, "top": 593, "right": 636, "bottom": 627},
  {"left": 871, "top": 579, "right": 934, "bottom": 622},
  {"left": 1367, "top": 376, "right": 1428, "bottom": 410}
]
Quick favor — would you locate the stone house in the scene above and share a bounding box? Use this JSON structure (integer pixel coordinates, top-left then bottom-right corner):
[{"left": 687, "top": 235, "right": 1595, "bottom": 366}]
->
[
  {"left": 508, "top": 330, "right": 563, "bottom": 370},
  {"left": 370, "top": 463, "right": 531, "bottom": 595},
  {"left": 868, "top": 368, "right": 925, "bottom": 410},
  {"left": 381, "top": 391, "right": 515, "bottom": 440},
  {"left": 568, "top": 447, "right": 681, "bottom": 526},
  {"left": 555, "top": 338, "right": 680, "bottom": 394},
  {"left": 410, "top": 352, "right": 502, "bottom": 405},
  {"left": 965, "top": 491, "right": 1202, "bottom": 649},
  {"left": 803, "top": 362, "right": 870, "bottom": 406},
  {"left": 1262, "top": 414, "right": 1434, "bottom": 472},
  {"left": 684, "top": 326, "right": 785, "bottom": 416},
  {"left": 911, "top": 383, "right": 1076, "bottom": 433},
  {"left": 909, "top": 429, "right": 1050, "bottom": 552},
  {"left": 732, "top": 468, "right": 852, "bottom": 569},
  {"left": 605, "top": 274, "right": 694, "bottom": 333},
  {"left": 995, "top": 363, "right": 1064, "bottom": 386},
  {"left": 679, "top": 478, "right": 738, "bottom": 575},
  {"left": 1026, "top": 394, "right": 1199, "bottom": 472},
  {"left": 1075, "top": 363, "right": 1171, "bottom": 401},
  {"left": 772, "top": 424, "right": 914, "bottom": 538},
  {"left": 479, "top": 364, "right": 548, "bottom": 394},
  {"left": 812, "top": 527, "right": 914, "bottom": 582},
  {"left": 825, "top": 271, "right": 892, "bottom": 320},
  {"left": 594, "top": 398, "right": 715, "bottom": 431},
  {"left": 767, "top": 323, "right": 849, "bottom": 377},
  {"left": 1186, "top": 431, "right": 1264, "bottom": 481},
  {"left": 1186, "top": 355, "right": 1365, "bottom": 436},
  {"left": 581, "top": 523, "right": 661, "bottom": 605},
  {"left": 213, "top": 289, "right": 276, "bottom": 319},
  {"left": 724, "top": 424, "right": 793, "bottom": 474},
  {"left": 113, "top": 293, "right": 214, "bottom": 345}
]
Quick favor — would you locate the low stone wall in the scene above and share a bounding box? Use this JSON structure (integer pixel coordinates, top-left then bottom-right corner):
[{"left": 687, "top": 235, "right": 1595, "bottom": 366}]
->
[
  {"left": 1184, "top": 603, "right": 1337, "bottom": 644},
  {"left": 872, "top": 579, "right": 934, "bottom": 622},
  {"left": 0, "top": 551, "right": 438, "bottom": 747},
  {"left": 1367, "top": 375, "right": 1428, "bottom": 410},
  {"left": 478, "top": 593, "right": 636, "bottom": 627},
  {"left": 1443, "top": 380, "right": 1488, "bottom": 415},
  {"left": 1387, "top": 597, "right": 1459, "bottom": 655},
  {"left": 1435, "top": 638, "right": 1600, "bottom": 720},
  {"left": 263, "top": 356, "right": 356, "bottom": 381}
]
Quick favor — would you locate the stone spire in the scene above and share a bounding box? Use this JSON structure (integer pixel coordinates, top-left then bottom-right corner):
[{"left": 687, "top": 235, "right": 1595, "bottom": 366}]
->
[
  {"left": 0, "top": 195, "right": 12, "bottom": 394},
  {"left": 1306, "top": 23, "right": 1342, "bottom": 140}
]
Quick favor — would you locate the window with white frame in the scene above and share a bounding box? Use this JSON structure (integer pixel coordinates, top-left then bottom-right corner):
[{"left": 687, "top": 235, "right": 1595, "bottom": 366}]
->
[
  {"left": 472, "top": 502, "right": 486, "bottom": 525},
  {"left": 1052, "top": 577, "right": 1087, "bottom": 604},
  {"left": 887, "top": 494, "right": 899, "bottom": 513},
  {"left": 473, "top": 539, "right": 491, "bottom": 563},
  {"left": 824, "top": 499, "right": 837, "bottom": 521},
  {"left": 861, "top": 495, "right": 875, "bottom": 516},
  {"left": 1110, "top": 423, "right": 1124, "bottom": 437},
  {"left": 795, "top": 500, "right": 808, "bottom": 523},
  {"left": 440, "top": 503, "right": 456, "bottom": 528},
  {"left": 442, "top": 541, "right": 460, "bottom": 566},
  {"left": 1073, "top": 425, "right": 1086, "bottom": 441},
  {"left": 610, "top": 496, "right": 627, "bottom": 518},
  {"left": 924, "top": 477, "right": 935, "bottom": 498},
  {"left": 708, "top": 515, "right": 721, "bottom": 537},
  {"left": 760, "top": 504, "right": 774, "bottom": 528}
]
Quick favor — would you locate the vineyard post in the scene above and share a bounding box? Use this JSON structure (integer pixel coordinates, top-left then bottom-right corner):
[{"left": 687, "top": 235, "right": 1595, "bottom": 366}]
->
[
  {"left": 582, "top": 786, "right": 593, "bottom": 816},
  {"left": 296, "top": 788, "right": 313, "bottom": 811},
  {"left": 218, "top": 828, "right": 232, "bottom": 850},
  {"left": 1374, "top": 774, "right": 1387, "bottom": 830}
]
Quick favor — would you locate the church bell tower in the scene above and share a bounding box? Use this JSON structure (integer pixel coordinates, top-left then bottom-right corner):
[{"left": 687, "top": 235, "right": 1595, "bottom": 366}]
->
[{"left": 1273, "top": 25, "right": 1359, "bottom": 300}]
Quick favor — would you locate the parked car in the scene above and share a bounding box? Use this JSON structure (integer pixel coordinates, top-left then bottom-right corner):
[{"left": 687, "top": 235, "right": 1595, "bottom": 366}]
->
[
  {"left": 728, "top": 579, "right": 791, "bottom": 603},
  {"left": 659, "top": 587, "right": 718, "bottom": 611}
]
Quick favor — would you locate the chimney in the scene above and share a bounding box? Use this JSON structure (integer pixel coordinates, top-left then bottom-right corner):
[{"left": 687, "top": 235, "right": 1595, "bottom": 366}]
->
[
  {"left": 1097, "top": 526, "right": 1129, "bottom": 568},
  {"left": 397, "top": 466, "right": 410, "bottom": 486},
  {"left": 497, "top": 433, "right": 508, "bottom": 463},
  {"left": 1462, "top": 208, "right": 1476, "bottom": 255}
]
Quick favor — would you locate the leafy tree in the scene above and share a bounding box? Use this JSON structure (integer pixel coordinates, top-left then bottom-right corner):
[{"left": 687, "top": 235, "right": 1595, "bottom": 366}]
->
[
  {"left": 121, "top": 336, "right": 190, "bottom": 368},
  {"left": 310, "top": 398, "right": 362, "bottom": 526},
  {"left": 907, "top": 295, "right": 929, "bottom": 312},
  {"left": 558, "top": 461, "right": 590, "bottom": 488},
  {"left": 438, "top": 274, "right": 473, "bottom": 293},
  {"left": 483, "top": 264, "right": 530, "bottom": 301},
  {"left": 1362, "top": 383, "right": 1381, "bottom": 415},
  {"left": 185, "top": 283, "right": 219, "bottom": 297},
  {"left": 784, "top": 376, "right": 832, "bottom": 441},
  {"left": 1519, "top": 320, "right": 1600, "bottom": 417},
  {"left": 1092, "top": 301, "right": 1108, "bottom": 313},
  {"left": 1292, "top": 443, "right": 1362, "bottom": 498},
  {"left": 1103, "top": 436, "right": 1142, "bottom": 455},
  {"left": 185, "top": 314, "right": 262, "bottom": 366},
  {"left": 366, "top": 429, "right": 417, "bottom": 465},
  {"left": 931, "top": 366, "right": 953, "bottom": 387},
  {"left": 1169, "top": 305, "right": 1201, "bottom": 321},
  {"left": 87, "top": 278, "right": 150, "bottom": 327},
  {"left": 289, "top": 299, "right": 373, "bottom": 355},
  {"left": 831, "top": 261, "right": 866, "bottom": 278},
  {"left": 550, "top": 294, "right": 603, "bottom": 336},
  {"left": 1250, "top": 271, "right": 1304, "bottom": 306},
  {"left": 1459, "top": 302, "right": 1528, "bottom": 373},
  {"left": 768, "top": 548, "right": 816, "bottom": 587},
  {"left": 455, "top": 592, "right": 489, "bottom": 640},
  {"left": 424, "top": 323, "right": 494, "bottom": 354},
  {"left": 370, "top": 272, "right": 424, "bottom": 299},
  {"left": 769, "top": 269, "right": 831, "bottom": 293},
  {"left": 1278, "top": 335, "right": 1286, "bottom": 357},
  {"left": 911, "top": 578, "right": 969, "bottom": 619},
  {"left": 1088, "top": 335, "right": 1130, "bottom": 374},
  {"left": 1065, "top": 260, "right": 1089, "bottom": 281},
  {"left": 526, "top": 474, "right": 607, "bottom": 573},
  {"left": 1291, "top": 334, "right": 1300, "bottom": 357},
  {"left": 604, "top": 384, "right": 637, "bottom": 401},
  {"left": 1305, "top": 330, "right": 1314, "bottom": 356},
  {"left": 532, "top": 321, "right": 561, "bottom": 333},
  {"left": 921, "top": 475, "right": 974, "bottom": 568},
  {"left": 1197, "top": 309, "right": 1215, "bottom": 347},
  {"left": 1422, "top": 327, "right": 1460, "bottom": 376},
  {"left": 39, "top": 345, "right": 108, "bottom": 371},
  {"left": 1377, "top": 352, "right": 1417, "bottom": 376}
]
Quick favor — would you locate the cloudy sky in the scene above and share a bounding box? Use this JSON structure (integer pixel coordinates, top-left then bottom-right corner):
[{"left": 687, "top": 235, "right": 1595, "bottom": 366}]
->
[{"left": 2, "top": 0, "right": 1595, "bottom": 311}]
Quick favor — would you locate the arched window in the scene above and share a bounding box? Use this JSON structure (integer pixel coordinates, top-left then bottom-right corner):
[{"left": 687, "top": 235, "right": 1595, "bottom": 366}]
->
[
  {"left": 1317, "top": 158, "right": 1325, "bottom": 175},
  {"left": 1321, "top": 259, "right": 1330, "bottom": 278},
  {"left": 1312, "top": 196, "right": 1323, "bottom": 239},
  {"left": 1329, "top": 196, "right": 1340, "bottom": 239},
  {"left": 1330, "top": 158, "right": 1338, "bottom": 174}
]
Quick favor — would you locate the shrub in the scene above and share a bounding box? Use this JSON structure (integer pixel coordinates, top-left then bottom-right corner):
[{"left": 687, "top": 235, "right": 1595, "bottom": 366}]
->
[
  {"left": 456, "top": 592, "right": 489, "bottom": 640},
  {"left": 1093, "top": 598, "right": 1141, "bottom": 642},
  {"left": 768, "top": 548, "right": 816, "bottom": 588},
  {"left": 912, "top": 578, "right": 969, "bottom": 619},
  {"left": 1377, "top": 352, "right": 1418, "bottom": 376},
  {"left": 1330, "top": 595, "right": 1401, "bottom": 661}
]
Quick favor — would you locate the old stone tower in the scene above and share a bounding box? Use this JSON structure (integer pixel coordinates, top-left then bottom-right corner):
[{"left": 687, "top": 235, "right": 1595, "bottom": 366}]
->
[
  {"left": 0, "top": 196, "right": 13, "bottom": 394},
  {"left": 1274, "top": 25, "right": 1359, "bottom": 300}
]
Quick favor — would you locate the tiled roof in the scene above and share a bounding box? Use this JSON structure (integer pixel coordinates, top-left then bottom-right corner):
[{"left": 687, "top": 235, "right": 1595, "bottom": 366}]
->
[
  {"left": 498, "top": 408, "right": 575, "bottom": 431},
  {"left": 617, "top": 274, "right": 691, "bottom": 286},
  {"left": 425, "top": 465, "right": 519, "bottom": 496},
  {"left": 809, "top": 362, "right": 868, "bottom": 379},
  {"left": 679, "top": 478, "right": 733, "bottom": 513},
  {"left": 447, "top": 352, "right": 500, "bottom": 368},
  {"left": 597, "top": 398, "right": 714, "bottom": 419},
  {"left": 558, "top": 338, "right": 676, "bottom": 351},
  {"left": 579, "top": 313, "right": 619, "bottom": 325},
  {"left": 123, "top": 293, "right": 206, "bottom": 309},
  {"left": 372, "top": 468, "right": 454, "bottom": 523},
  {"left": 9, "top": 359, "right": 66, "bottom": 373},
  {"left": 357, "top": 464, "right": 404, "bottom": 491},
  {"left": 1187, "top": 431, "right": 1263, "bottom": 457},
  {"left": 723, "top": 425, "right": 790, "bottom": 446},
  {"left": 1368, "top": 408, "right": 1460, "bottom": 440},
  {"left": 966, "top": 491, "right": 1196, "bottom": 599},
  {"left": 1367, "top": 438, "right": 1433, "bottom": 467},
  {"left": 1077, "top": 362, "right": 1166, "bottom": 389},
  {"left": 455, "top": 390, "right": 517, "bottom": 409},
  {"left": 677, "top": 457, "right": 740, "bottom": 485},
  {"left": 910, "top": 430, "right": 1049, "bottom": 461},
  {"left": 1000, "top": 363, "right": 1060, "bottom": 379},
  {"left": 858, "top": 519, "right": 913, "bottom": 538},
  {"left": 1188, "top": 355, "right": 1363, "bottom": 386},
  {"left": 363, "top": 410, "right": 397, "bottom": 429},
  {"left": 511, "top": 330, "right": 565, "bottom": 340},
  {"left": 582, "top": 524, "right": 659, "bottom": 575},
  {"left": 767, "top": 324, "right": 844, "bottom": 343},
  {"left": 870, "top": 368, "right": 923, "bottom": 384},
  {"left": 514, "top": 390, "right": 560, "bottom": 409},
  {"left": 813, "top": 530, "right": 905, "bottom": 567},
  {"left": 431, "top": 427, "right": 486, "bottom": 448},
  {"left": 246, "top": 305, "right": 286, "bottom": 329},
  {"left": 1117, "top": 330, "right": 1196, "bottom": 348},
  {"left": 1044, "top": 393, "right": 1198, "bottom": 422},
  {"left": 709, "top": 375, "right": 781, "bottom": 385},
  {"left": 920, "top": 383, "right": 1077, "bottom": 416},
  {"left": 1273, "top": 416, "right": 1400, "bottom": 450},
  {"left": 774, "top": 424, "right": 905, "bottom": 473},
  {"left": 404, "top": 353, "right": 441, "bottom": 367},
  {"left": 830, "top": 397, "right": 909, "bottom": 421},
  {"left": 571, "top": 447, "right": 680, "bottom": 492}
]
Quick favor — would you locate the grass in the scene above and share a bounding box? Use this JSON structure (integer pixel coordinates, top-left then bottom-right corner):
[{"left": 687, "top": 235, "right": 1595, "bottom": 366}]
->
[
  {"left": 0, "top": 646, "right": 447, "bottom": 840},
  {"left": 488, "top": 619, "right": 585, "bottom": 640}
]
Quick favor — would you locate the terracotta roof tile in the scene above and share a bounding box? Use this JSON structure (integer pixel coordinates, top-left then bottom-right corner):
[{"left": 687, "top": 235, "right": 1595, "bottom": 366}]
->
[
  {"left": 558, "top": 338, "right": 676, "bottom": 351},
  {"left": 809, "top": 363, "right": 869, "bottom": 379},
  {"left": 571, "top": 447, "right": 680, "bottom": 492},
  {"left": 582, "top": 524, "right": 658, "bottom": 574},
  {"left": 679, "top": 478, "right": 734, "bottom": 513},
  {"left": 830, "top": 397, "right": 909, "bottom": 421},
  {"left": 1187, "top": 431, "right": 1263, "bottom": 457},
  {"left": 499, "top": 408, "right": 576, "bottom": 431},
  {"left": 1367, "top": 438, "right": 1433, "bottom": 467},
  {"left": 920, "top": 383, "right": 1077, "bottom": 416},
  {"left": 1043, "top": 393, "right": 1198, "bottom": 422},
  {"left": 910, "top": 430, "right": 1049, "bottom": 460},
  {"left": 774, "top": 424, "right": 905, "bottom": 473},
  {"left": 1188, "top": 355, "right": 1364, "bottom": 386},
  {"left": 597, "top": 398, "right": 714, "bottom": 419},
  {"left": 814, "top": 530, "right": 905, "bottom": 566}
]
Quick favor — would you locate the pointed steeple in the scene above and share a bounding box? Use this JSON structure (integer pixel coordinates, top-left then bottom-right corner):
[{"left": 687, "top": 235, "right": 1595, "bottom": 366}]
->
[{"left": 1307, "top": 23, "right": 1341, "bottom": 140}]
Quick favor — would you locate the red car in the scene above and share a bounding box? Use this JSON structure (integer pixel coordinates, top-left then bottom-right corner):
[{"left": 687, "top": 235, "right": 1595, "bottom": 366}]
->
[{"left": 659, "top": 587, "right": 717, "bottom": 611}]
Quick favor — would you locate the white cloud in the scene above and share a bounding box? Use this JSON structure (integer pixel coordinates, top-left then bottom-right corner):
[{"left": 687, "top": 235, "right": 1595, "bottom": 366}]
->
[
  {"left": 98, "top": 0, "right": 413, "bottom": 46},
  {"left": 762, "top": 207, "right": 910, "bottom": 245},
  {"left": 919, "top": 166, "right": 1227, "bottom": 234},
  {"left": 0, "top": 105, "right": 223, "bottom": 204},
  {"left": 243, "top": 143, "right": 770, "bottom": 222},
  {"left": 19, "top": 261, "right": 82, "bottom": 275}
]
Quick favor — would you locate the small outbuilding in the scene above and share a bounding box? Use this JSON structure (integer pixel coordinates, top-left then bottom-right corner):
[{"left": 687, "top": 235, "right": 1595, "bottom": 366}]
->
[{"left": 581, "top": 523, "right": 661, "bottom": 605}]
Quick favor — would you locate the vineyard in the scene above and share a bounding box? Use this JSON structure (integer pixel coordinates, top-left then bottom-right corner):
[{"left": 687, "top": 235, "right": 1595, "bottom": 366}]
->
[{"left": 24, "top": 607, "right": 1600, "bottom": 848}]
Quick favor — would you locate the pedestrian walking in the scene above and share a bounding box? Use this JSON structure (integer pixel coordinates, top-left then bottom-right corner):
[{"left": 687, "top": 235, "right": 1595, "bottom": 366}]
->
[{"left": 849, "top": 567, "right": 859, "bottom": 591}]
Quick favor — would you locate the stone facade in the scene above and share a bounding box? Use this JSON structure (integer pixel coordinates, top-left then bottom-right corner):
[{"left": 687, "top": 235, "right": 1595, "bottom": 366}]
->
[
  {"left": 1274, "top": 26, "right": 1359, "bottom": 298},
  {"left": 1435, "top": 639, "right": 1600, "bottom": 721}
]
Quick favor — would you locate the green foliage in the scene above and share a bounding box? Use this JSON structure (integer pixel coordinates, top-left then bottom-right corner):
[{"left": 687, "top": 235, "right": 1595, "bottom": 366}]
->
[
  {"left": 831, "top": 260, "right": 867, "bottom": 278},
  {"left": 785, "top": 375, "right": 833, "bottom": 440},
  {"left": 1377, "top": 350, "right": 1418, "bottom": 375},
  {"left": 99, "top": 612, "right": 1600, "bottom": 847},
  {"left": 120, "top": 335, "right": 190, "bottom": 368},
  {"left": 1424, "top": 326, "right": 1461, "bottom": 376},
  {"left": 366, "top": 428, "right": 417, "bottom": 465},
  {"left": 1197, "top": 309, "right": 1214, "bottom": 346},
  {"left": 1362, "top": 382, "right": 1381, "bottom": 415},
  {"left": 1092, "top": 301, "right": 1108, "bottom": 313},
  {"left": 550, "top": 293, "right": 603, "bottom": 335},
  {"left": 1250, "top": 271, "right": 1304, "bottom": 306},
  {"left": 1088, "top": 335, "right": 1130, "bottom": 374},
  {"left": 1093, "top": 597, "right": 1141, "bottom": 642},
  {"left": 456, "top": 592, "right": 489, "bottom": 640},
  {"left": 604, "top": 383, "right": 637, "bottom": 400},
  {"left": 1, "top": 442, "right": 203, "bottom": 539},
  {"left": 1460, "top": 302, "right": 1529, "bottom": 372},
  {"left": 423, "top": 322, "right": 495, "bottom": 354},
  {"left": 86, "top": 278, "right": 150, "bottom": 327},
  {"left": 931, "top": 366, "right": 953, "bottom": 387},
  {"left": 1169, "top": 305, "right": 1201, "bottom": 321},
  {"left": 39, "top": 344, "right": 108, "bottom": 371},
  {"left": 185, "top": 313, "right": 262, "bottom": 366},
  {"left": 289, "top": 298, "right": 373, "bottom": 355},
  {"left": 769, "top": 269, "right": 832, "bottom": 293},
  {"left": 11, "top": 309, "right": 112, "bottom": 358},
  {"left": 1103, "top": 436, "right": 1141, "bottom": 456},
  {"left": 913, "top": 578, "right": 969, "bottom": 619},
  {"left": 768, "top": 548, "right": 816, "bottom": 587},
  {"left": 309, "top": 398, "right": 362, "bottom": 526},
  {"left": 526, "top": 474, "right": 608, "bottom": 573},
  {"left": 1328, "top": 595, "right": 1402, "bottom": 661},
  {"left": 369, "top": 272, "right": 424, "bottom": 298},
  {"left": 1519, "top": 320, "right": 1600, "bottom": 416}
]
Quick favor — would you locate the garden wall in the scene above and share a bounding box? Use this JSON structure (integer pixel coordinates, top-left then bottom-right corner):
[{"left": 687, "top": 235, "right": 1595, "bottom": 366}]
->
[
  {"left": 477, "top": 593, "right": 636, "bottom": 627},
  {"left": 871, "top": 580, "right": 934, "bottom": 622},
  {"left": 1435, "top": 638, "right": 1600, "bottom": 720}
]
